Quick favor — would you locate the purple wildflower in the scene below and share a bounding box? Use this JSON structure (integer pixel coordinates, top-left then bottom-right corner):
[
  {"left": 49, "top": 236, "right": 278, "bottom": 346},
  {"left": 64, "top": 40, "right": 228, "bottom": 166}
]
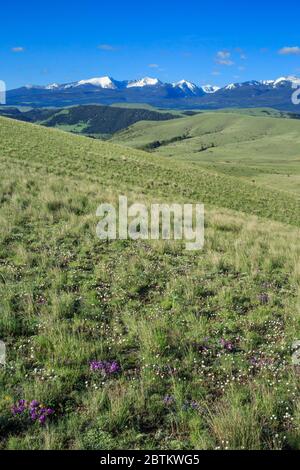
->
[
  {"left": 89, "top": 360, "right": 120, "bottom": 376},
  {"left": 31, "top": 406, "right": 54, "bottom": 425},
  {"left": 183, "top": 400, "right": 200, "bottom": 411},
  {"left": 39, "top": 414, "right": 47, "bottom": 425},
  {"left": 30, "top": 410, "right": 38, "bottom": 421},
  {"left": 89, "top": 360, "right": 103, "bottom": 372},
  {"left": 108, "top": 361, "right": 120, "bottom": 374},
  {"left": 29, "top": 400, "right": 40, "bottom": 409},
  {"left": 163, "top": 395, "right": 175, "bottom": 406},
  {"left": 11, "top": 399, "right": 54, "bottom": 425},
  {"left": 220, "top": 338, "right": 234, "bottom": 351},
  {"left": 190, "top": 400, "right": 200, "bottom": 410},
  {"left": 29, "top": 400, "right": 40, "bottom": 421},
  {"left": 11, "top": 399, "right": 27, "bottom": 416},
  {"left": 38, "top": 408, "right": 54, "bottom": 426}
]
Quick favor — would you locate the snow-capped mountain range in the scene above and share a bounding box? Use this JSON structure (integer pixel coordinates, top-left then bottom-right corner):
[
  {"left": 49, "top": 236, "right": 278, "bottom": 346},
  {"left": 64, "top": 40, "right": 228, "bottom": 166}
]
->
[
  {"left": 31, "top": 76, "right": 218, "bottom": 95},
  {"left": 6, "top": 75, "right": 300, "bottom": 111},
  {"left": 28, "top": 75, "right": 300, "bottom": 94},
  {"left": 224, "top": 76, "right": 300, "bottom": 90}
]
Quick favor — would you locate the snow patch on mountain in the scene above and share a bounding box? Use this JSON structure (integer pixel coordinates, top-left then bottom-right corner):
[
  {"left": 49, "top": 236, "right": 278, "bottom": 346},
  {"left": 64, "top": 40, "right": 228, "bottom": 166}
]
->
[
  {"left": 260, "top": 80, "right": 275, "bottom": 86},
  {"left": 126, "top": 77, "right": 161, "bottom": 88},
  {"left": 45, "top": 83, "right": 60, "bottom": 90},
  {"left": 173, "top": 80, "right": 199, "bottom": 94},
  {"left": 74, "top": 76, "right": 117, "bottom": 89},
  {"left": 259, "top": 76, "right": 300, "bottom": 88},
  {"left": 224, "top": 80, "right": 262, "bottom": 90},
  {"left": 201, "top": 85, "right": 220, "bottom": 94},
  {"left": 273, "top": 76, "right": 300, "bottom": 88},
  {"left": 225, "top": 83, "right": 237, "bottom": 90}
]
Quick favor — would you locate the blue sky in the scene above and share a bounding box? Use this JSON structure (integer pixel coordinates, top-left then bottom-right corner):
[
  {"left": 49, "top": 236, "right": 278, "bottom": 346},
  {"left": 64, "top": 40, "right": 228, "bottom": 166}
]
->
[{"left": 1, "top": 0, "right": 300, "bottom": 89}]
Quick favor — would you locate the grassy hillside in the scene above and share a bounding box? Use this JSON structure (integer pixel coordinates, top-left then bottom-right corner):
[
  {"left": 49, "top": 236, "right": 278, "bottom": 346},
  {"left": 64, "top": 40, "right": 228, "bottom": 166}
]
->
[
  {"left": 112, "top": 112, "right": 300, "bottom": 195},
  {"left": 0, "top": 105, "right": 178, "bottom": 138},
  {"left": 0, "top": 117, "right": 299, "bottom": 450},
  {"left": 214, "top": 107, "right": 300, "bottom": 119},
  {"left": 0, "top": 117, "right": 298, "bottom": 227},
  {"left": 110, "top": 102, "right": 186, "bottom": 116}
]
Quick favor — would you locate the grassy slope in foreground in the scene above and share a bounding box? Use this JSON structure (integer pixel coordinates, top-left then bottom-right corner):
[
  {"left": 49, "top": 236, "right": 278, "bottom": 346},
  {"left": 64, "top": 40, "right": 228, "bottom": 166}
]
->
[
  {"left": 0, "top": 117, "right": 299, "bottom": 450},
  {"left": 0, "top": 116, "right": 299, "bottom": 227},
  {"left": 112, "top": 111, "right": 300, "bottom": 195}
]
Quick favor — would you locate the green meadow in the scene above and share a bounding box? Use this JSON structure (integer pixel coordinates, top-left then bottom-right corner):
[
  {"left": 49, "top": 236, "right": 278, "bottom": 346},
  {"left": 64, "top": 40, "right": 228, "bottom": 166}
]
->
[
  {"left": 0, "top": 115, "right": 299, "bottom": 450},
  {"left": 112, "top": 111, "right": 300, "bottom": 196}
]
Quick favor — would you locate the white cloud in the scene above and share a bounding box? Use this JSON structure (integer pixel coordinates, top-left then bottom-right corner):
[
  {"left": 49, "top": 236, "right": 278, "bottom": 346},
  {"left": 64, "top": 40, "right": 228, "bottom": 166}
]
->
[
  {"left": 278, "top": 46, "right": 300, "bottom": 55},
  {"left": 11, "top": 47, "right": 25, "bottom": 53},
  {"left": 216, "top": 50, "right": 234, "bottom": 66},
  {"left": 217, "top": 50, "right": 230, "bottom": 59},
  {"left": 97, "top": 44, "right": 117, "bottom": 51},
  {"left": 148, "top": 63, "right": 159, "bottom": 68},
  {"left": 217, "top": 58, "right": 234, "bottom": 66}
]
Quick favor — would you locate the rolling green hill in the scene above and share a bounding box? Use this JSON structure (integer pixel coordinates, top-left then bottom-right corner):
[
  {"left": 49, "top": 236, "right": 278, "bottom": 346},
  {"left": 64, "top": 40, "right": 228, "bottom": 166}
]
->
[
  {"left": 0, "top": 116, "right": 299, "bottom": 225},
  {"left": 0, "top": 116, "right": 299, "bottom": 450},
  {"left": 112, "top": 111, "right": 300, "bottom": 195},
  {"left": 0, "top": 105, "right": 178, "bottom": 138},
  {"left": 213, "top": 107, "right": 300, "bottom": 119}
]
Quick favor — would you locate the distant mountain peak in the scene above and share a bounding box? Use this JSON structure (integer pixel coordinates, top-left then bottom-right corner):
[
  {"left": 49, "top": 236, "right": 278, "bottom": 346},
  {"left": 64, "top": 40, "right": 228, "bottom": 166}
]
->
[
  {"left": 272, "top": 76, "right": 300, "bottom": 87},
  {"left": 126, "top": 77, "right": 161, "bottom": 88},
  {"left": 174, "top": 79, "right": 196, "bottom": 87},
  {"left": 225, "top": 83, "right": 238, "bottom": 90},
  {"left": 74, "top": 76, "right": 118, "bottom": 89},
  {"left": 201, "top": 84, "right": 220, "bottom": 94},
  {"left": 259, "top": 76, "right": 300, "bottom": 88},
  {"left": 173, "top": 80, "right": 199, "bottom": 94},
  {"left": 45, "top": 83, "right": 60, "bottom": 90}
]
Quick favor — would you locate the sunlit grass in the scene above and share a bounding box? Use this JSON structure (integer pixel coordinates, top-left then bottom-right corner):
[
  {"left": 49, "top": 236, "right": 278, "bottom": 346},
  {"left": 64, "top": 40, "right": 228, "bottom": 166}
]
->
[{"left": 0, "top": 117, "right": 299, "bottom": 450}]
